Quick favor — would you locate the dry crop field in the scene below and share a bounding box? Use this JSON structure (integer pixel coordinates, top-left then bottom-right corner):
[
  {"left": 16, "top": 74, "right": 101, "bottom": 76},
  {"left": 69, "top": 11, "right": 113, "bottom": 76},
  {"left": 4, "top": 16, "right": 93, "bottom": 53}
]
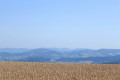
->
[{"left": 0, "top": 62, "right": 120, "bottom": 80}]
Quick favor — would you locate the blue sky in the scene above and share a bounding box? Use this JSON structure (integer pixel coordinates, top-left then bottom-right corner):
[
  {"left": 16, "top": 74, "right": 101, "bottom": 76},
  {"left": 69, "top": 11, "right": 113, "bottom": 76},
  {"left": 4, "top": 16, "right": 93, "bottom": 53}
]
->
[{"left": 0, "top": 0, "right": 120, "bottom": 49}]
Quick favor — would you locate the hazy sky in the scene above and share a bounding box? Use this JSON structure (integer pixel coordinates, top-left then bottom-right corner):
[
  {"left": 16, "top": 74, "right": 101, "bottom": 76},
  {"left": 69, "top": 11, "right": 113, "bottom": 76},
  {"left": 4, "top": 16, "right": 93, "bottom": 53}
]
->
[{"left": 0, "top": 0, "right": 120, "bottom": 49}]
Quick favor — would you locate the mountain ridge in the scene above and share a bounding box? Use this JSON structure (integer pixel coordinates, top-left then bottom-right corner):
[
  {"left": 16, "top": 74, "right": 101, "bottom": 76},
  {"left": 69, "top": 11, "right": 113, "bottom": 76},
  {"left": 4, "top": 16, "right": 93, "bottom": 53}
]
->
[{"left": 0, "top": 48, "right": 120, "bottom": 64}]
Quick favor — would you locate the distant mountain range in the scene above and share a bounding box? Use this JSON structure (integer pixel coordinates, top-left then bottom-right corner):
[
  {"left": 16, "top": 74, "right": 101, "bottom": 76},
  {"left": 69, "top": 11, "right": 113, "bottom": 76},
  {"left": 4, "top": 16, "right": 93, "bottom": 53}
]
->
[
  {"left": 0, "top": 48, "right": 120, "bottom": 64},
  {"left": 0, "top": 48, "right": 31, "bottom": 53}
]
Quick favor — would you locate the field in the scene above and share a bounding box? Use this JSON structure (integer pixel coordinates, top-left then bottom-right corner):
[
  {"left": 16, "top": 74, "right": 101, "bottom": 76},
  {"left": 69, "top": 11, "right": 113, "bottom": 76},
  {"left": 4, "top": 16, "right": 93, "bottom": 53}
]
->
[{"left": 0, "top": 62, "right": 120, "bottom": 80}]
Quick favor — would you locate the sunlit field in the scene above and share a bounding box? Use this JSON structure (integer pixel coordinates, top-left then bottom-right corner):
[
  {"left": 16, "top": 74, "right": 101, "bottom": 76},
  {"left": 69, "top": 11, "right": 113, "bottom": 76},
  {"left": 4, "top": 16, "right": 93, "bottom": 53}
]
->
[{"left": 0, "top": 62, "right": 120, "bottom": 80}]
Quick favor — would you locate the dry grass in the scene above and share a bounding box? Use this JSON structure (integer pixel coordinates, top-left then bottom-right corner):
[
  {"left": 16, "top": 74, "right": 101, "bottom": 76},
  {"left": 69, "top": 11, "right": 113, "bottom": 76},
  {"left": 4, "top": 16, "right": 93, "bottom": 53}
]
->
[{"left": 0, "top": 62, "right": 120, "bottom": 80}]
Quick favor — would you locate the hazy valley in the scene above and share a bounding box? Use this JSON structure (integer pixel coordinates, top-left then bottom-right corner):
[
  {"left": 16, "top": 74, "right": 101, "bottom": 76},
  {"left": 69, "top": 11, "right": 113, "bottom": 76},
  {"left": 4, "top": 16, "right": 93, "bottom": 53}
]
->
[{"left": 0, "top": 48, "right": 120, "bottom": 64}]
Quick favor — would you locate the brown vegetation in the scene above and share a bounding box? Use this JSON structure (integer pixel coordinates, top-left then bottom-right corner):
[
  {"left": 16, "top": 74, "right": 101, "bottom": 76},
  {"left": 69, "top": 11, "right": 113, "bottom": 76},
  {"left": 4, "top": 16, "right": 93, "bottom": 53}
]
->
[{"left": 0, "top": 62, "right": 120, "bottom": 80}]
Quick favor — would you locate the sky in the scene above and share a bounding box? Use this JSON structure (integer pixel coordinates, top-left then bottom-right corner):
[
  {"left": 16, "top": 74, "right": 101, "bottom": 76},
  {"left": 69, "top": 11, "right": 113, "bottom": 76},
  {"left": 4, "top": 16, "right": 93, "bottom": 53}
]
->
[{"left": 0, "top": 0, "right": 120, "bottom": 49}]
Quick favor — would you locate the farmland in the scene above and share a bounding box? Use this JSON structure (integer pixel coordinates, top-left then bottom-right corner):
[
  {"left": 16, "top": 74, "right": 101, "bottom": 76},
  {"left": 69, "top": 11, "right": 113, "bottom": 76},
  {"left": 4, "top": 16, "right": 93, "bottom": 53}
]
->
[{"left": 0, "top": 62, "right": 120, "bottom": 80}]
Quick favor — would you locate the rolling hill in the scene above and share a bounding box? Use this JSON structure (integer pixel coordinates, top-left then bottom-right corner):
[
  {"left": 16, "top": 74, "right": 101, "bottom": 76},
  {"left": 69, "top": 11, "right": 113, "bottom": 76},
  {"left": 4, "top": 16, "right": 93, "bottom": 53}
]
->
[{"left": 0, "top": 48, "right": 120, "bottom": 64}]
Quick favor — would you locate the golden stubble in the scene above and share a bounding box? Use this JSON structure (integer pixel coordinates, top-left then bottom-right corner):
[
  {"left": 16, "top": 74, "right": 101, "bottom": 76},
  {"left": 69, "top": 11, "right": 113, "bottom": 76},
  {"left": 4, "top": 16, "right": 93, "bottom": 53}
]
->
[{"left": 0, "top": 61, "right": 120, "bottom": 80}]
